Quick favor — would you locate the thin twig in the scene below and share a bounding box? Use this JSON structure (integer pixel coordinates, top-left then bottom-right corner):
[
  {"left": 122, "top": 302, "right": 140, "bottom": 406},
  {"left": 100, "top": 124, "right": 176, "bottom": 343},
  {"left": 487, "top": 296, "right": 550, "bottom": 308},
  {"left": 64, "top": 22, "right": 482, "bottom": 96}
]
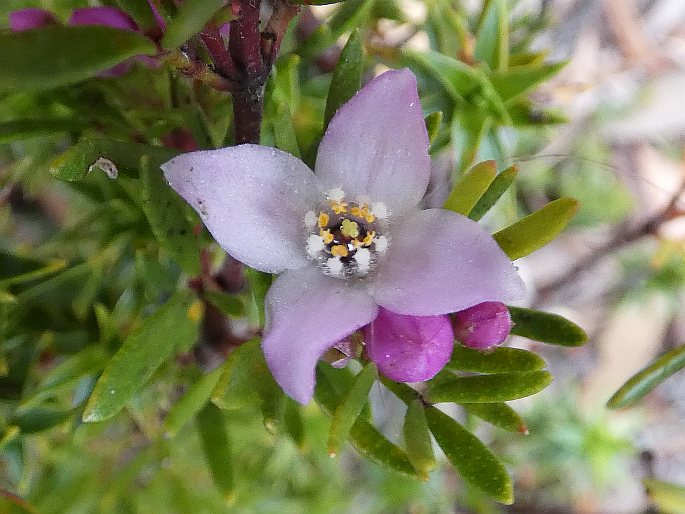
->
[{"left": 261, "top": 0, "right": 300, "bottom": 69}]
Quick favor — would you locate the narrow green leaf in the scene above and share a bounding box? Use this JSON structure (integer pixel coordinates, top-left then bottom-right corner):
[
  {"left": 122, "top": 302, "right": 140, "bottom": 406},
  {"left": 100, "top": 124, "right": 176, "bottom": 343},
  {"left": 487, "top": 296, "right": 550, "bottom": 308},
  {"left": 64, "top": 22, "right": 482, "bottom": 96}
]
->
[
  {"left": 245, "top": 268, "right": 272, "bottom": 327},
  {"left": 204, "top": 291, "right": 244, "bottom": 317},
  {"left": 164, "top": 367, "right": 223, "bottom": 438},
  {"left": 196, "top": 403, "right": 235, "bottom": 502},
  {"left": 273, "top": 104, "right": 301, "bottom": 158},
  {"left": 425, "top": 406, "right": 513, "bottom": 504},
  {"left": 461, "top": 403, "right": 528, "bottom": 434},
  {"left": 0, "top": 259, "right": 67, "bottom": 288},
  {"left": 315, "top": 365, "right": 421, "bottom": 479},
  {"left": 404, "top": 400, "right": 435, "bottom": 477},
  {"left": 0, "top": 292, "right": 20, "bottom": 338},
  {"left": 283, "top": 398, "right": 306, "bottom": 448},
  {"left": 39, "top": 346, "right": 107, "bottom": 391},
  {"left": 289, "top": 0, "right": 349, "bottom": 3},
  {"left": 608, "top": 344, "right": 685, "bottom": 409},
  {"left": 115, "top": 0, "right": 160, "bottom": 31},
  {"left": 427, "top": 371, "right": 552, "bottom": 403},
  {"left": 0, "top": 26, "right": 156, "bottom": 93},
  {"left": 0, "top": 118, "right": 85, "bottom": 144},
  {"left": 469, "top": 165, "right": 518, "bottom": 221},
  {"left": 493, "top": 197, "right": 579, "bottom": 260},
  {"left": 474, "top": 0, "right": 509, "bottom": 71},
  {"left": 161, "top": 0, "right": 225, "bottom": 49},
  {"left": 489, "top": 62, "right": 567, "bottom": 102},
  {"left": 140, "top": 155, "right": 200, "bottom": 275},
  {"left": 82, "top": 291, "right": 201, "bottom": 422},
  {"left": 508, "top": 306, "right": 587, "bottom": 347},
  {"left": 328, "top": 362, "right": 378, "bottom": 457},
  {"left": 300, "top": 0, "right": 374, "bottom": 58},
  {"left": 425, "top": 111, "right": 443, "bottom": 144},
  {"left": 11, "top": 406, "right": 73, "bottom": 434},
  {"left": 443, "top": 160, "right": 497, "bottom": 215},
  {"left": 49, "top": 138, "right": 177, "bottom": 182},
  {"left": 451, "top": 107, "right": 491, "bottom": 172},
  {"left": 644, "top": 478, "right": 685, "bottom": 513},
  {"left": 324, "top": 29, "right": 364, "bottom": 128},
  {"left": 446, "top": 345, "right": 546, "bottom": 374}
]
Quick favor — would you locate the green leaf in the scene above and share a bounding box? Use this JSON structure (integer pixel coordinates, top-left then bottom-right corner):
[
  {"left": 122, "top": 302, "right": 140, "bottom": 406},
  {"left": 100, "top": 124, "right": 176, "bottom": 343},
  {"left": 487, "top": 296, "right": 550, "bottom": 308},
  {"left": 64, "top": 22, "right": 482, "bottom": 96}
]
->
[
  {"left": 608, "top": 344, "right": 685, "bottom": 409},
  {"left": 0, "top": 118, "right": 85, "bottom": 144},
  {"left": 493, "top": 197, "right": 579, "bottom": 260},
  {"left": 245, "top": 268, "right": 272, "bottom": 327},
  {"left": 161, "top": 0, "right": 225, "bottom": 49},
  {"left": 163, "top": 367, "right": 223, "bottom": 438},
  {"left": 50, "top": 138, "right": 177, "bottom": 182},
  {"left": 469, "top": 165, "right": 517, "bottom": 221},
  {"left": 644, "top": 479, "right": 685, "bottom": 514},
  {"left": 443, "top": 160, "right": 497, "bottom": 215},
  {"left": 0, "top": 26, "right": 156, "bottom": 93},
  {"left": 451, "top": 107, "right": 491, "bottom": 172},
  {"left": 489, "top": 62, "right": 567, "bottom": 102},
  {"left": 427, "top": 371, "right": 552, "bottom": 403},
  {"left": 283, "top": 398, "right": 306, "bottom": 448},
  {"left": 425, "top": 111, "right": 443, "bottom": 144},
  {"left": 404, "top": 400, "right": 435, "bottom": 477},
  {"left": 474, "top": 0, "right": 509, "bottom": 71},
  {"left": 0, "top": 259, "right": 67, "bottom": 289},
  {"left": 446, "top": 345, "right": 546, "bottom": 374},
  {"left": 11, "top": 406, "right": 73, "bottom": 434},
  {"left": 461, "top": 403, "right": 528, "bottom": 433},
  {"left": 425, "top": 406, "right": 513, "bottom": 504},
  {"left": 328, "top": 362, "right": 377, "bottom": 457},
  {"left": 315, "top": 364, "right": 421, "bottom": 479},
  {"left": 40, "top": 346, "right": 107, "bottom": 392},
  {"left": 508, "top": 306, "right": 587, "bottom": 347},
  {"left": 211, "top": 339, "right": 283, "bottom": 432},
  {"left": 0, "top": 292, "right": 20, "bottom": 339},
  {"left": 196, "top": 403, "right": 235, "bottom": 502},
  {"left": 289, "top": 0, "right": 350, "bottom": 3},
  {"left": 82, "top": 291, "right": 202, "bottom": 422},
  {"left": 140, "top": 155, "right": 200, "bottom": 275},
  {"left": 204, "top": 291, "right": 244, "bottom": 317},
  {"left": 324, "top": 29, "right": 364, "bottom": 128},
  {"left": 273, "top": 104, "right": 301, "bottom": 158}
]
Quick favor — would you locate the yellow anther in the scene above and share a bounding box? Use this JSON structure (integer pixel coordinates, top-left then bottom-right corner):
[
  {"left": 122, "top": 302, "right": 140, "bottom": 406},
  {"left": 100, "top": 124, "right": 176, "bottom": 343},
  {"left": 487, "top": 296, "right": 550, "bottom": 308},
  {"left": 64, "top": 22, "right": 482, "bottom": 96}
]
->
[
  {"left": 364, "top": 211, "right": 376, "bottom": 223},
  {"left": 331, "top": 245, "right": 349, "bottom": 257},
  {"left": 318, "top": 212, "right": 329, "bottom": 228},
  {"left": 330, "top": 201, "right": 348, "bottom": 214},
  {"left": 352, "top": 238, "right": 363, "bottom": 249},
  {"left": 320, "top": 229, "right": 334, "bottom": 244},
  {"left": 362, "top": 231, "right": 376, "bottom": 247},
  {"left": 340, "top": 219, "right": 359, "bottom": 238}
]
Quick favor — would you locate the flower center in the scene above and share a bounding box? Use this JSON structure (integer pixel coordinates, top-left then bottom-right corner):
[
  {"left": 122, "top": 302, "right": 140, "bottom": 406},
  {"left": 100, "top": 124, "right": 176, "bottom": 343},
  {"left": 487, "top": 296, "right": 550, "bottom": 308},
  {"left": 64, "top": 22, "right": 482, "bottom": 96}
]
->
[{"left": 304, "top": 188, "right": 390, "bottom": 279}]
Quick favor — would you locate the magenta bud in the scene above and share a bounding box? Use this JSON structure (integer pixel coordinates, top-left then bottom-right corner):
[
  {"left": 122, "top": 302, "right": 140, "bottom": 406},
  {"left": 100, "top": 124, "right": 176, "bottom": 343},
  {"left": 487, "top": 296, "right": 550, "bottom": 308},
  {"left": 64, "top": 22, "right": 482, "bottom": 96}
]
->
[
  {"left": 453, "top": 301, "right": 512, "bottom": 350},
  {"left": 364, "top": 308, "right": 454, "bottom": 382},
  {"left": 9, "top": 8, "right": 58, "bottom": 32},
  {"left": 68, "top": 7, "right": 138, "bottom": 31}
]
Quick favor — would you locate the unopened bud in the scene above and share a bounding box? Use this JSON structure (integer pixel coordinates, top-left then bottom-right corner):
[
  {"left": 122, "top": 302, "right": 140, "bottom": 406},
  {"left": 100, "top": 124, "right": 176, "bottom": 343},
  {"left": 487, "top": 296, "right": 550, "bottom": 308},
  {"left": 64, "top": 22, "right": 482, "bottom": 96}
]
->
[{"left": 453, "top": 302, "right": 512, "bottom": 350}]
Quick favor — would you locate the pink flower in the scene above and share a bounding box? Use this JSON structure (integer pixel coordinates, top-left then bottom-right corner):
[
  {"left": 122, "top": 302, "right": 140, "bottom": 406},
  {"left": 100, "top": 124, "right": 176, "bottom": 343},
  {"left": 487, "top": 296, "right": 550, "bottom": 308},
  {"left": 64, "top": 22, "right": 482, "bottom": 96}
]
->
[{"left": 162, "top": 69, "right": 525, "bottom": 404}]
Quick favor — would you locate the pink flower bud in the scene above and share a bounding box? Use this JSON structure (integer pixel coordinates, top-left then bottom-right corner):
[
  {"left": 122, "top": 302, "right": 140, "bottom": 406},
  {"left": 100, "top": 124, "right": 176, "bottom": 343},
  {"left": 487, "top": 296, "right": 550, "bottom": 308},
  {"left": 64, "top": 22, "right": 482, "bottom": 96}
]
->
[
  {"left": 364, "top": 308, "right": 454, "bottom": 382},
  {"left": 454, "top": 302, "right": 512, "bottom": 350},
  {"left": 9, "top": 8, "right": 58, "bottom": 32}
]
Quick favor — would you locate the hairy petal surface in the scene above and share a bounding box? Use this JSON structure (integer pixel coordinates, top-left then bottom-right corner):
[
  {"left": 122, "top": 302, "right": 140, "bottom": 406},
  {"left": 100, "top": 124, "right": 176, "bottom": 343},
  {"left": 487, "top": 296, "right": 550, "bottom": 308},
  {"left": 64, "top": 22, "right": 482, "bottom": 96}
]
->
[
  {"left": 68, "top": 7, "right": 138, "bottom": 31},
  {"left": 372, "top": 209, "right": 525, "bottom": 315},
  {"left": 262, "top": 267, "right": 378, "bottom": 404},
  {"left": 364, "top": 308, "right": 454, "bottom": 382},
  {"left": 315, "top": 69, "right": 430, "bottom": 215},
  {"left": 9, "top": 8, "right": 58, "bottom": 31},
  {"left": 162, "top": 145, "right": 322, "bottom": 273}
]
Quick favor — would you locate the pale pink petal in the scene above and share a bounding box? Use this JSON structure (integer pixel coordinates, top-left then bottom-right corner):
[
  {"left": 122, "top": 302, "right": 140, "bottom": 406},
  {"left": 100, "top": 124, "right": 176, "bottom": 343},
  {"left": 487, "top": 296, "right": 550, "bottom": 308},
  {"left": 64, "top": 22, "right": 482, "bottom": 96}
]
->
[
  {"left": 9, "top": 8, "right": 58, "bottom": 31},
  {"left": 454, "top": 301, "right": 512, "bottom": 350},
  {"left": 262, "top": 266, "right": 378, "bottom": 404},
  {"left": 372, "top": 209, "right": 525, "bottom": 315},
  {"left": 315, "top": 69, "right": 430, "bottom": 216},
  {"left": 364, "top": 308, "right": 454, "bottom": 382},
  {"left": 162, "top": 145, "right": 323, "bottom": 273},
  {"left": 68, "top": 7, "right": 138, "bottom": 31}
]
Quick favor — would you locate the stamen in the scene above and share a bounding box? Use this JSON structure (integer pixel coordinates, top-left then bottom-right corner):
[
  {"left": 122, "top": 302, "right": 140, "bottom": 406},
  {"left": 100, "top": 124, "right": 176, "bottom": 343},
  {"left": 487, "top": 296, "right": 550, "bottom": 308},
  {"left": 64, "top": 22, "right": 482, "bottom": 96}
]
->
[
  {"left": 320, "top": 229, "right": 334, "bottom": 244},
  {"left": 370, "top": 202, "right": 389, "bottom": 220},
  {"left": 326, "top": 257, "right": 344, "bottom": 277},
  {"left": 318, "top": 212, "right": 329, "bottom": 228},
  {"left": 354, "top": 248, "right": 372, "bottom": 274},
  {"left": 374, "top": 235, "right": 389, "bottom": 253},
  {"left": 362, "top": 231, "right": 376, "bottom": 247},
  {"left": 330, "top": 200, "right": 348, "bottom": 214},
  {"left": 331, "top": 244, "right": 349, "bottom": 258}
]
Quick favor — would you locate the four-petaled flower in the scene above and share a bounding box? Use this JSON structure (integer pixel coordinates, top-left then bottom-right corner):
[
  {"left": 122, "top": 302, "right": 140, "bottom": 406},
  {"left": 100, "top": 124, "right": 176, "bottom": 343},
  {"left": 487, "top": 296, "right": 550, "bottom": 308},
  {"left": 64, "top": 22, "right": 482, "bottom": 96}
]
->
[{"left": 162, "top": 69, "right": 525, "bottom": 404}]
